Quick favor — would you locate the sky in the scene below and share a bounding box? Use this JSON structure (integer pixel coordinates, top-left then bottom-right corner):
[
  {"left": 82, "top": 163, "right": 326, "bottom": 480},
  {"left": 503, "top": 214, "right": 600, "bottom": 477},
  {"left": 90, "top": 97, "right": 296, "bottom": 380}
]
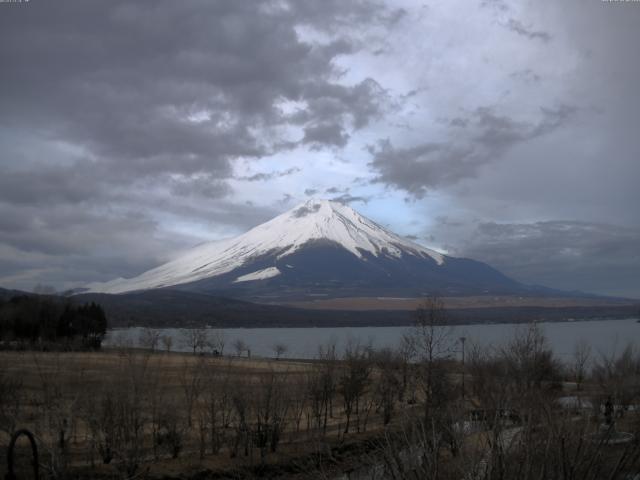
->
[{"left": 0, "top": 0, "right": 639, "bottom": 298}]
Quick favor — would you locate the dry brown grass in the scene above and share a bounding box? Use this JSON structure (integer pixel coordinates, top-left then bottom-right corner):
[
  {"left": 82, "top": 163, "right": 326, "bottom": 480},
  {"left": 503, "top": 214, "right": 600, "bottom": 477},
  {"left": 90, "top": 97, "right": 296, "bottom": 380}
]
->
[{"left": 0, "top": 348, "right": 408, "bottom": 479}]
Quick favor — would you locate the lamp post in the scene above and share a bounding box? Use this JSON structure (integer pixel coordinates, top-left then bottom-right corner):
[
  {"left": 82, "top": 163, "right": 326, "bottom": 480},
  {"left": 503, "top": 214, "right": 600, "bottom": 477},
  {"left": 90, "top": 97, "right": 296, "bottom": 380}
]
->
[{"left": 459, "top": 336, "right": 466, "bottom": 400}]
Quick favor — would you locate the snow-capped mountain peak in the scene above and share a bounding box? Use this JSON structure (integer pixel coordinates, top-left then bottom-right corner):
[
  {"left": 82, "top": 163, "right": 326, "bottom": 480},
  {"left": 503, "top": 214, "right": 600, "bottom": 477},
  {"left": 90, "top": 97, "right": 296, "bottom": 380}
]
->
[
  {"left": 84, "top": 199, "right": 446, "bottom": 294},
  {"left": 245, "top": 199, "right": 444, "bottom": 263}
]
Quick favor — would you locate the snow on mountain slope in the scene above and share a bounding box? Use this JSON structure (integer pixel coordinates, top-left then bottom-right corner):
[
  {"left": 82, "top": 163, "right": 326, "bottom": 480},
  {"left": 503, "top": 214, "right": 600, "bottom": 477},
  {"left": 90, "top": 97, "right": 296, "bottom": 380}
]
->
[
  {"left": 84, "top": 199, "right": 447, "bottom": 294},
  {"left": 233, "top": 267, "right": 281, "bottom": 283}
]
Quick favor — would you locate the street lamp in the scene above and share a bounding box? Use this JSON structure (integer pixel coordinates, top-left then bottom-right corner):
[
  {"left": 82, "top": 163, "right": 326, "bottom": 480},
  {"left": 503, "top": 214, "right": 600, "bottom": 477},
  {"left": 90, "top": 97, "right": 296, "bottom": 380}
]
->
[{"left": 459, "top": 336, "right": 466, "bottom": 400}]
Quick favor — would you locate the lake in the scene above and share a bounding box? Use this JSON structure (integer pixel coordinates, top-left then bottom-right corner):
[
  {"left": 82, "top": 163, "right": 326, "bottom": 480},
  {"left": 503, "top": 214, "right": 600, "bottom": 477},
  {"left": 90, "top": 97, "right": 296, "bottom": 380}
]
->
[{"left": 105, "top": 317, "right": 640, "bottom": 362}]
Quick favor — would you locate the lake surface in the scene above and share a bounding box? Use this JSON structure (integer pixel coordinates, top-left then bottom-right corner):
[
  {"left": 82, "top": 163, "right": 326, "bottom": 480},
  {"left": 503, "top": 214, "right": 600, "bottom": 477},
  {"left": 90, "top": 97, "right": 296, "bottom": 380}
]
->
[{"left": 105, "top": 317, "right": 640, "bottom": 362}]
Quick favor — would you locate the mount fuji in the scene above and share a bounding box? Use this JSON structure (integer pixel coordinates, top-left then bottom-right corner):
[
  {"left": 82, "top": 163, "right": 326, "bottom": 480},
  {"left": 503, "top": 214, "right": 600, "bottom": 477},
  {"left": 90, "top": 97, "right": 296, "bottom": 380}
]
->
[{"left": 83, "top": 199, "right": 529, "bottom": 300}]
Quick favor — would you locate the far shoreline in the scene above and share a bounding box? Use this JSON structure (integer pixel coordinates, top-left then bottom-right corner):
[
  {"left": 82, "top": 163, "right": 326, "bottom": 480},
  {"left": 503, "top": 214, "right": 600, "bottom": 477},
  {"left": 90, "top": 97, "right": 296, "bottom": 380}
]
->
[
  {"left": 106, "top": 309, "right": 640, "bottom": 330},
  {"left": 107, "top": 304, "right": 640, "bottom": 329}
]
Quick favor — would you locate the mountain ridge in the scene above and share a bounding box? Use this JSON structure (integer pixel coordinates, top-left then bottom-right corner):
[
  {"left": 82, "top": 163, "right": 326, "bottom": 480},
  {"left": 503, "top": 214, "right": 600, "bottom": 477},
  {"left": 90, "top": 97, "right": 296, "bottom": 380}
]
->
[
  {"left": 2, "top": 286, "right": 637, "bottom": 328},
  {"left": 81, "top": 200, "right": 555, "bottom": 300},
  {"left": 84, "top": 199, "right": 449, "bottom": 295}
]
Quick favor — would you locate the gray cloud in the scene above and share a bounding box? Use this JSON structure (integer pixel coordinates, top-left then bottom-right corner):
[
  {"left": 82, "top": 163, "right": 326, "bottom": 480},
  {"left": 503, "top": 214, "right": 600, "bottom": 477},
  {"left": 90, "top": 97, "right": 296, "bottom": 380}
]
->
[
  {"left": 506, "top": 19, "right": 551, "bottom": 42},
  {"left": 330, "top": 194, "right": 371, "bottom": 205},
  {"left": 0, "top": 0, "right": 391, "bottom": 199},
  {"left": 0, "top": 204, "right": 179, "bottom": 289},
  {"left": 480, "top": 0, "right": 509, "bottom": 12},
  {"left": 0, "top": 198, "right": 281, "bottom": 291},
  {"left": 1, "top": 1, "right": 389, "bottom": 171},
  {"left": 292, "top": 203, "right": 322, "bottom": 218},
  {"left": 0, "top": 0, "right": 639, "bottom": 299},
  {"left": 291, "top": 78, "right": 389, "bottom": 132},
  {"left": 237, "top": 167, "right": 301, "bottom": 182},
  {"left": 509, "top": 69, "right": 541, "bottom": 84},
  {"left": 170, "top": 176, "right": 232, "bottom": 199},
  {"left": 369, "top": 104, "right": 576, "bottom": 197},
  {"left": 0, "top": 166, "right": 103, "bottom": 206},
  {"left": 449, "top": 117, "right": 470, "bottom": 128},
  {"left": 278, "top": 193, "right": 294, "bottom": 206},
  {"left": 303, "top": 123, "right": 350, "bottom": 149},
  {"left": 443, "top": 221, "right": 640, "bottom": 298},
  {"left": 0, "top": 0, "right": 394, "bottom": 290}
]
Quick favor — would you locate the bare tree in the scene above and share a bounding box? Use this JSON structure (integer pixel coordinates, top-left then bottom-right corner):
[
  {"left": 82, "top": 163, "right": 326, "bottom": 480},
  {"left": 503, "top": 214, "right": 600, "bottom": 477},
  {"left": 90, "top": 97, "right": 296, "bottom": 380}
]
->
[
  {"left": 79, "top": 351, "right": 151, "bottom": 476},
  {"left": 230, "top": 378, "right": 251, "bottom": 458},
  {"left": 373, "top": 415, "right": 454, "bottom": 479},
  {"left": 207, "top": 329, "right": 225, "bottom": 356},
  {"left": 161, "top": 334, "right": 173, "bottom": 353},
  {"left": 372, "top": 348, "right": 401, "bottom": 426},
  {"left": 396, "top": 336, "right": 414, "bottom": 403},
  {"left": 32, "top": 352, "right": 87, "bottom": 478},
  {"left": 272, "top": 342, "right": 288, "bottom": 360},
  {"left": 408, "top": 296, "right": 454, "bottom": 362},
  {"left": 339, "top": 340, "right": 372, "bottom": 434},
  {"left": 512, "top": 324, "right": 558, "bottom": 385},
  {"left": 155, "top": 401, "right": 185, "bottom": 459},
  {"left": 117, "top": 351, "right": 152, "bottom": 477},
  {"left": 198, "top": 362, "right": 235, "bottom": 456},
  {"left": 139, "top": 327, "right": 161, "bottom": 352},
  {"left": 466, "top": 324, "right": 564, "bottom": 475},
  {"left": 248, "top": 369, "right": 290, "bottom": 462},
  {"left": 317, "top": 340, "right": 338, "bottom": 434},
  {"left": 233, "top": 338, "right": 248, "bottom": 357},
  {"left": 592, "top": 343, "right": 640, "bottom": 417},
  {"left": 406, "top": 296, "right": 455, "bottom": 422},
  {"left": 0, "top": 357, "right": 23, "bottom": 436},
  {"left": 287, "top": 376, "right": 308, "bottom": 435},
  {"left": 181, "top": 328, "right": 209, "bottom": 355},
  {"left": 306, "top": 367, "right": 325, "bottom": 434},
  {"left": 179, "top": 357, "right": 206, "bottom": 428},
  {"left": 571, "top": 338, "right": 592, "bottom": 391},
  {"left": 147, "top": 356, "right": 170, "bottom": 461}
]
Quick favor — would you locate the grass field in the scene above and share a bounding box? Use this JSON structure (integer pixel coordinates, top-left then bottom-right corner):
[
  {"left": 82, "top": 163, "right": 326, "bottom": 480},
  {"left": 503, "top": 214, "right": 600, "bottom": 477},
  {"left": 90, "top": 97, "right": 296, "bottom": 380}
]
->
[
  {"left": 2, "top": 332, "right": 640, "bottom": 479},
  {"left": 0, "top": 348, "right": 414, "bottom": 479}
]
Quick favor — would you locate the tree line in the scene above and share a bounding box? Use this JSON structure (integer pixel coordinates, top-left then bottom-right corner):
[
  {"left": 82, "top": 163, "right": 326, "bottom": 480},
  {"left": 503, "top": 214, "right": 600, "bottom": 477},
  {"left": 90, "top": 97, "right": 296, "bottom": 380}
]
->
[{"left": 0, "top": 295, "right": 107, "bottom": 349}]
